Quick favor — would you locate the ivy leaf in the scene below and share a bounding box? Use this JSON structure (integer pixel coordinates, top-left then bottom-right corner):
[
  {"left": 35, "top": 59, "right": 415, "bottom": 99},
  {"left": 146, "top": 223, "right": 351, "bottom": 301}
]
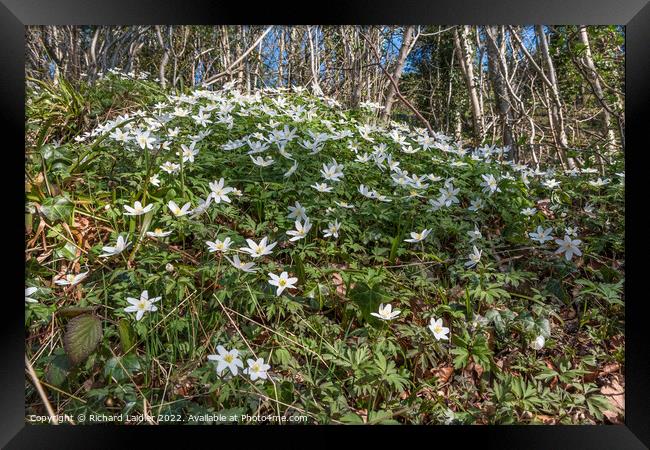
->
[
  {"left": 40, "top": 195, "right": 73, "bottom": 223},
  {"left": 63, "top": 314, "right": 103, "bottom": 365},
  {"left": 104, "top": 354, "right": 141, "bottom": 382}
]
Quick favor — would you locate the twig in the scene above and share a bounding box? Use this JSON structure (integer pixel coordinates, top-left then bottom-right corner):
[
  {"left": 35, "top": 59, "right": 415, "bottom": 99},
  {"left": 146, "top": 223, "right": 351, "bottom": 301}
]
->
[
  {"left": 361, "top": 32, "right": 435, "bottom": 136},
  {"left": 204, "top": 26, "right": 274, "bottom": 87},
  {"left": 25, "top": 354, "right": 59, "bottom": 424}
]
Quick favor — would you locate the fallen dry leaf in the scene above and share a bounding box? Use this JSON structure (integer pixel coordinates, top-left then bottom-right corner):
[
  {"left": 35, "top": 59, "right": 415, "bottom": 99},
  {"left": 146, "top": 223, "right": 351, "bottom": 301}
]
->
[
  {"left": 600, "top": 374, "right": 624, "bottom": 424},
  {"left": 432, "top": 366, "right": 454, "bottom": 384},
  {"left": 332, "top": 272, "right": 346, "bottom": 297},
  {"left": 600, "top": 363, "right": 620, "bottom": 376}
]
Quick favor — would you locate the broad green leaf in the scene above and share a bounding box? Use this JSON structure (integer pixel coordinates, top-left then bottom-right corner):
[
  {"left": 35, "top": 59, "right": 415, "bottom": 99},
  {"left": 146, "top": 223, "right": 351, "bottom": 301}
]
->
[
  {"left": 339, "top": 412, "right": 364, "bottom": 424},
  {"left": 63, "top": 314, "right": 103, "bottom": 365},
  {"left": 40, "top": 195, "right": 73, "bottom": 223},
  {"left": 118, "top": 319, "right": 136, "bottom": 354}
]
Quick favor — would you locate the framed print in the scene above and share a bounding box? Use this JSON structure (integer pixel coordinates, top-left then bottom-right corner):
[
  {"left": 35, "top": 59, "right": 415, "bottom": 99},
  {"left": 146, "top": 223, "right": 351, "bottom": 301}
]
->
[{"left": 3, "top": 0, "right": 649, "bottom": 447}]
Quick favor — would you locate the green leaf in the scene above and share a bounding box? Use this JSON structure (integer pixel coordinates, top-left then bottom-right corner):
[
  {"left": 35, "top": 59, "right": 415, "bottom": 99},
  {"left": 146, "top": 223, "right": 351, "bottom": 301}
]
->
[
  {"left": 57, "top": 306, "right": 98, "bottom": 318},
  {"left": 348, "top": 282, "right": 386, "bottom": 324},
  {"left": 339, "top": 412, "right": 364, "bottom": 424},
  {"left": 55, "top": 241, "right": 78, "bottom": 260},
  {"left": 118, "top": 319, "right": 136, "bottom": 354},
  {"left": 63, "top": 314, "right": 103, "bottom": 365},
  {"left": 293, "top": 253, "right": 306, "bottom": 284},
  {"left": 368, "top": 410, "right": 399, "bottom": 425},
  {"left": 45, "top": 350, "right": 71, "bottom": 387},
  {"left": 40, "top": 195, "right": 73, "bottom": 223},
  {"left": 104, "top": 353, "right": 141, "bottom": 383}
]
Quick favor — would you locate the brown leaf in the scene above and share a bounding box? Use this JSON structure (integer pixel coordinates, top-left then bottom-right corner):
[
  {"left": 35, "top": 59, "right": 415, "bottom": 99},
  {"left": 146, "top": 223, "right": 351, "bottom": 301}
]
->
[
  {"left": 600, "top": 374, "right": 624, "bottom": 423},
  {"left": 433, "top": 366, "right": 454, "bottom": 384},
  {"left": 536, "top": 199, "right": 555, "bottom": 219},
  {"left": 473, "top": 363, "right": 484, "bottom": 379},
  {"left": 600, "top": 363, "right": 620, "bottom": 376},
  {"left": 332, "top": 272, "right": 346, "bottom": 297},
  {"left": 535, "top": 414, "right": 557, "bottom": 425}
]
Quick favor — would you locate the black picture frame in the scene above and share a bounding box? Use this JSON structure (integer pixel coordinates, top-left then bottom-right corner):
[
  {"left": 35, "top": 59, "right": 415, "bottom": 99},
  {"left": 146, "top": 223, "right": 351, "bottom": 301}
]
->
[{"left": 4, "top": 1, "right": 649, "bottom": 447}]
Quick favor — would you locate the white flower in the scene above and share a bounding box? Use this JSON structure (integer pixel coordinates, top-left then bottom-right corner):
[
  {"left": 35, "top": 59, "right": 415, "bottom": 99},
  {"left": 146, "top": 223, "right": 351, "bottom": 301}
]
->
[
  {"left": 286, "top": 219, "right": 312, "bottom": 242},
  {"left": 284, "top": 161, "right": 299, "bottom": 178},
  {"left": 192, "top": 111, "right": 212, "bottom": 127},
  {"left": 190, "top": 197, "right": 212, "bottom": 217},
  {"left": 405, "top": 229, "right": 431, "bottom": 243},
  {"left": 358, "top": 184, "right": 377, "bottom": 199},
  {"left": 179, "top": 142, "right": 199, "bottom": 163},
  {"left": 123, "top": 201, "right": 153, "bottom": 216},
  {"left": 287, "top": 201, "right": 307, "bottom": 221},
  {"left": 135, "top": 130, "right": 156, "bottom": 149},
  {"left": 438, "top": 183, "right": 460, "bottom": 206},
  {"left": 244, "top": 358, "right": 271, "bottom": 381},
  {"left": 588, "top": 178, "right": 610, "bottom": 187},
  {"left": 160, "top": 161, "right": 180, "bottom": 174},
  {"left": 521, "top": 207, "right": 537, "bottom": 217},
  {"left": 323, "top": 220, "right": 341, "bottom": 238},
  {"left": 54, "top": 271, "right": 89, "bottom": 286},
  {"left": 25, "top": 287, "right": 38, "bottom": 303},
  {"left": 209, "top": 178, "right": 234, "bottom": 204},
  {"left": 554, "top": 235, "right": 582, "bottom": 261},
  {"left": 225, "top": 254, "right": 256, "bottom": 273},
  {"left": 320, "top": 160, "right": 344, "bottom": 182},
  {"left": 168, "top": 200, "right": 192, "bottom": 217},
  {"left": 149, "top": 174, "right": 161, "bottom": 187},
  {"left": 428, "top": 317, "right": 450, "bottom": 341},
  {"left": 206, "top": 237, "right": 232, "bottom": 253},
  {"left": 528, "top": 226, "right": 554, "bottom": 244},
  {"left": 240, "top": 237, "right": 277, "bottom": 258},
  {"left": 465, "top": 246, "right": 482, "bottom": 268},
  {"left": 355, "top": 152, "right": 371, "bottom": 163},
  {"left": 480, "top": 174, "right": 501, "bottom": 195},
  {"left": 468, "top": 198, "right": 484, "bottom": 212},
  {"left": 335, "top": 200, "right": 354, "bottom": 210},
  {"left": 124, "top": 290, "right": 161, "bottom": 321},
  {"left": 370, "top": 303, "right": 401, "bottom": 321},
  {"left": 530, "top": 335, "right": 545, "bottom": 350},
  {"left": 565, "top": 226, "right": 578, "bottom": 237},
  {"left": 467, "top": 225, "right": 482, "bottom": 241},
  {"left": 100, "top": 235, "right": 131, "bottom": 258},
  {"left": 109, "top": 127, "right": 130, "bottom": 143},
  {"left": 208, "top": 346, "right": 244, "bottom": 376},
  {"left": 146, "top": 227, "right": 172, "bottom": 238},
  {"left": 250, "top": 155, "right": 274, "bottom": 167},
  {"left": 268, "top": 271, "right": 298, "bottom": 296},
  {"left": 542, "top": 178, "right": 561, "bottom": 189},
  {"left": 311, "top": 182, "right": 333, "bottom": 193}
]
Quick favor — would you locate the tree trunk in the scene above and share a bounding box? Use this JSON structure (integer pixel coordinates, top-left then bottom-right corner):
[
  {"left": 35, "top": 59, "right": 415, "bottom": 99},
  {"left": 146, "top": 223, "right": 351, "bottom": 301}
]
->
[
  {"left": 534, "top": 25, "right": 575, "bottom": 169},
  {"left": 485, "top": 26, "right": 517, "bottom": 159},
  {"left": 577, "top": 26, "right": 616, "bottom": 162},
  {"left": 380, "top": 26, "right": 416, "bottom": 121},
  {"left": 454, "top": 26, "right": 484, "bottom": 143}
]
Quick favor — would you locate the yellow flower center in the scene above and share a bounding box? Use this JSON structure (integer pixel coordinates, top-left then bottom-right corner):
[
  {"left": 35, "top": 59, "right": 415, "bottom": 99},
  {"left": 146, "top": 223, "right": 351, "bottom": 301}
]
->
[
  {"left": 224, "top": 354, "right": 233, "bottom": 363},
  {"left": 279, "top": 279, "right": 286, "bottom": 286}
]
